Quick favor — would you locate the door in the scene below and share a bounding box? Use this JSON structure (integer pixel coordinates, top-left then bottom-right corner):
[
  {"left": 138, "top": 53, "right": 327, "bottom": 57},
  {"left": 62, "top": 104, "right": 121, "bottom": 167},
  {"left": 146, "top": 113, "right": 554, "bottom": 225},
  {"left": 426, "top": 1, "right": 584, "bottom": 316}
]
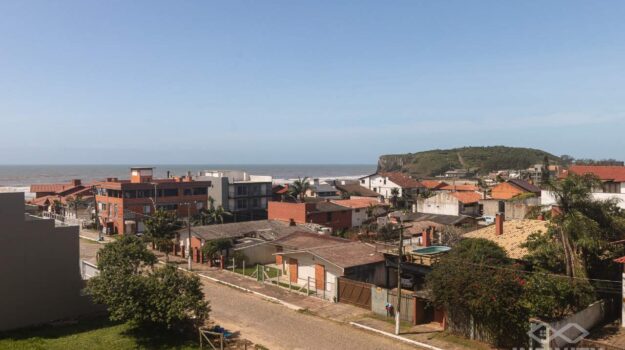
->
[
  {"left": 315, "top": 264, "right": 325, "bottom": 290},
  {"left": 289, "top": 258, "right": 298, "bottom": 283},
  {"left": 276, "top": 246, "right": 283, "bottom": 265}
]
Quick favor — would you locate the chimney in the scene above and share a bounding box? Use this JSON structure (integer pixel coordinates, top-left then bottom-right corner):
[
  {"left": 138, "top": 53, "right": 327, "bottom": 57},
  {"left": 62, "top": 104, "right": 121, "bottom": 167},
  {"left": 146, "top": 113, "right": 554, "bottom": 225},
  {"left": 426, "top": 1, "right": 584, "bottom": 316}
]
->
[
  {"left": 423, "top": 228, "right": 431, "bottom": 247},
  {"left": 166, "top": 170, "right": 170, "bottom": 178},
  {"left": 289, "top": 218, "right": 296, "bottom": 226},
  {"left": 495, "top": 213, "right": 504, "bottom": 236},
  {"left": 71, "top": 179, "right": 81, "bottom": 186}
]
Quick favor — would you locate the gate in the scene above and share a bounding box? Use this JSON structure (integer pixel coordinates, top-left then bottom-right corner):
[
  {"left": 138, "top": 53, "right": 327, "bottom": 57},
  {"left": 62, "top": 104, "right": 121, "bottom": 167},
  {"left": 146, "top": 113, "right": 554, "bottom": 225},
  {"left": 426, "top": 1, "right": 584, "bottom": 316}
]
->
[{"left": 337, "top": 277, "right": 372, "bottom": 309}]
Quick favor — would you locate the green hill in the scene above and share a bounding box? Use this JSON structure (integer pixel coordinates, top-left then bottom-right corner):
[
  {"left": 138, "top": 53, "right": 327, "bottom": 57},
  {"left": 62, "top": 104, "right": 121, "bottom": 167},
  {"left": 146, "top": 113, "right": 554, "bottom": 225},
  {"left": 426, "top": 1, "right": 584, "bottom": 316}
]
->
[{"left": 377, "top": 146, "right": 560, "bottom": 178}]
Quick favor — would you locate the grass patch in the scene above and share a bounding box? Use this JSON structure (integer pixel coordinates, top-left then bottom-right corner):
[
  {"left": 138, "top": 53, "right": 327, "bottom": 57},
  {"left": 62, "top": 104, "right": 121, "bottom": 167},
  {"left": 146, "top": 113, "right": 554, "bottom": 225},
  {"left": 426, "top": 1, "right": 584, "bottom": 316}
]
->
[
  {"left": 233, "top": 265, "right": 280, "bottom": 279},
  {"left": 0, "top": 317, "right": 200, "bottom": 350}
]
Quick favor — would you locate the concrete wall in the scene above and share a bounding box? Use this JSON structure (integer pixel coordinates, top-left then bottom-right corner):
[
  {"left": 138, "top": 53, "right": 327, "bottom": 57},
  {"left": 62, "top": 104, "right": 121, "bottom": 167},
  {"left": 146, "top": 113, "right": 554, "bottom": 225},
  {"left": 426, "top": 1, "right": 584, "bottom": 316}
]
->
[
  {"left": 0, "top": 193, "right": 98, "bottom": 331},
  {"left": 482, "top": 197, "right": 540, "bottom": 220},
  {"left": 417, "top": 192, "right": 460, "bottom": 216},
  {"left": 282, "top": 251, "right": 341, "bottom": 297},
  {"left": 237, "top": 243, "right": 276, "bottom": 265},
  {"left": 542, "top": 190, "right": 625, "bottom": 209},
  {"left": 534, "top": 300, "right": 606, "bottom": 348}
]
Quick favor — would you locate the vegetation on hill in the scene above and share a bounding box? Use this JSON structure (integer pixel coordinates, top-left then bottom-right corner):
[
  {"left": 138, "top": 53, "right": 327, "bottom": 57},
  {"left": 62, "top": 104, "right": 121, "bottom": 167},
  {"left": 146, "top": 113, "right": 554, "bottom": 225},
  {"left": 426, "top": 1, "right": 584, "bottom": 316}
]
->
[{"left": 377, "top": 146, "right": 560, "bottom": 177}]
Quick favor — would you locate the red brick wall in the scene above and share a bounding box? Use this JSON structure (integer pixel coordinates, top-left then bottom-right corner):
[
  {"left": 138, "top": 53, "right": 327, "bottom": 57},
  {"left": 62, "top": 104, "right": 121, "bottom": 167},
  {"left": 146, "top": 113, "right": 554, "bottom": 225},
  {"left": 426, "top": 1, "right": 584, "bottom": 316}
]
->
[
  {"left": 268, "top": 201, "right": 309, "bottom": 224},
  {"left": 491, "top": 182, "right": 524, "bottom": 200},
  {"left": 308, "top": 210, "right": 352, "bottom": 232}
]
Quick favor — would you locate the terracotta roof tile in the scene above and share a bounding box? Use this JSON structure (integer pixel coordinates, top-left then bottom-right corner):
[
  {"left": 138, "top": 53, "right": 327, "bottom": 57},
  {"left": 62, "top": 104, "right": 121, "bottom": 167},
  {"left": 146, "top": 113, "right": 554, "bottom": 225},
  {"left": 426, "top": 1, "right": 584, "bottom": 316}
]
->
[
  {"left": 331, "top": 197, "right": 386, "bottom": 209},
  {"left": 378, "top": 172, "right": 424, "bottom": 189},
  {"left": 450, "top": 191, "right": 482, "bottom": 204},
  {"left": 568, "top": 165, "right": 625, "bottom": 182}
]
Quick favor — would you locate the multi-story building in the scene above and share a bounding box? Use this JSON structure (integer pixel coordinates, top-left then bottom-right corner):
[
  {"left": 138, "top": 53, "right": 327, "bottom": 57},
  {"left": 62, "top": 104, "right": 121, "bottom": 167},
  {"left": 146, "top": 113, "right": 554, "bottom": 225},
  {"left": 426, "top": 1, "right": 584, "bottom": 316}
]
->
[
  {"left": 0, "top": 192, "right": 97, "bottom": 331},
  {"left": 196, "top": 170, "right": 273, "bottom": 222},
  {"left": 268, "top": 200, "right": 352, "bottom": 232},
  {"left": 94, "top": 167, "right": 211, "bottom": 234},
  {"left": 359, "top": 172, "right": 424, "bottom": 199}
]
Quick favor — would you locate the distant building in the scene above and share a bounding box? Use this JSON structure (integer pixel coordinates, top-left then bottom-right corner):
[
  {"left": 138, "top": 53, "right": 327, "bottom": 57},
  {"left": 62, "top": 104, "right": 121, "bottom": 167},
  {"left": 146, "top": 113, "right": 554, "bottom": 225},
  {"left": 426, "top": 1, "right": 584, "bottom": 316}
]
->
[
  {"left": 196, "top": 170, "right": 273, "bottom": 222},
  {"left": 542, "top": 165, "right": 625, "bottom": 209},
  {"left": 330, "top": 197, "right": 388, "bottom": 227},
  {"left": 29, "top": 179, "right": 94, "bottom": 216},
  {"left": 305, "top": 178, "right": 340, "bottom": 199},
  {"left": 0, "top": 193, "right": 97, "bottom": 331},
  {"left": 334, "top": 180, "right": 380, "bottom": 198},
  {"left": 268, "top": 200, "right": 352, "bottom": 232},
  {"left": 416, "top": 191, "right": 481, "bottom": 217},
  {"left": 359, "top": 172, "right": 424, "bottom": 199},
  {"left": 442, "top": 169, "right": 470, "bottom": 178},
  {"left": 491, "top": 179, "right": 541, "bottom": 200},
  {"left": 94, "top": 167, "right": 212, "bottom": 234}
]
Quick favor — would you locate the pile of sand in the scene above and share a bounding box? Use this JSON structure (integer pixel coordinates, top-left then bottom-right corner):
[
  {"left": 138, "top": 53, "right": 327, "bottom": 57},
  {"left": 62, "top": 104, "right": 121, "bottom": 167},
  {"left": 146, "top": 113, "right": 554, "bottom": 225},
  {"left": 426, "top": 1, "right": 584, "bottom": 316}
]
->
[{"left": 463, "top": 220, "right": 549, "bottom": 259}]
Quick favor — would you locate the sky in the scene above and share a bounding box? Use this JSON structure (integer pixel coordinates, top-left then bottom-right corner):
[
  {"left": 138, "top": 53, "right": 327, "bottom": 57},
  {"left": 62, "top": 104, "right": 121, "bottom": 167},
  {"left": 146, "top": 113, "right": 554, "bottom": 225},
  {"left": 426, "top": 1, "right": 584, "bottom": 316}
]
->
[{"left": 1, "top": 0, "right": 625, "bottom": 164}]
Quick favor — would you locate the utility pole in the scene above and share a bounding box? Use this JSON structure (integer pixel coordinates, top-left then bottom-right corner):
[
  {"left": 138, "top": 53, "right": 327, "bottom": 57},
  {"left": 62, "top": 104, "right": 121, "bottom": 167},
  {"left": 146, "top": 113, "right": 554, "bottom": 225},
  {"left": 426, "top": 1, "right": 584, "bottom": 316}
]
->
[
  {"left": 395, "top": 218, "right": 403, "bottom": 335},
  {"left": 92, "top": 185, "right": 101, "bottom": 241},
  {"left": 186, "top": 202, "right": 193, "bottom": 271}
]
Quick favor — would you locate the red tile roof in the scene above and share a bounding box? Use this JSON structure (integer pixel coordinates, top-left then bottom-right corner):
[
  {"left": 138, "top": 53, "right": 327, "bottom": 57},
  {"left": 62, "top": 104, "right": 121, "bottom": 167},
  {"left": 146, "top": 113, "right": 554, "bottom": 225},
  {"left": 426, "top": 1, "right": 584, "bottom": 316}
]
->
[
  {"left": 421, "top": 180, "right": 448, "bottom": 190},
  {"left": 30, "top": 183, "right": 74, "bottom": 193},
  {"left": 331, "top": 197, "right": 386, "bottom": 209},
  {"left": 451, "top": 191, "right": 482, "bottom": 204},
  {"left": 614, "top": 256, "right": 625, "bottom": 264},
  {"left": 568, "top": 165, "right": 625, "bottom": 182},
  {"left": 378, "top": 172, "right": 424, "bottom": 189},
  {"left": 440, "top": 184, "right": 479, "bottom": 192}
]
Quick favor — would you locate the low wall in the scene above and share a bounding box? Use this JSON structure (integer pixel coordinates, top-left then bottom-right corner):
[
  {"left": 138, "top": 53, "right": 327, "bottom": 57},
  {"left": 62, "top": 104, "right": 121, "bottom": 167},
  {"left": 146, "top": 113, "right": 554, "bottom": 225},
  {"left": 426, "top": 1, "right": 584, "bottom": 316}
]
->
[{"left": 546, "top": 300, "right": 606, "bottom": 348}]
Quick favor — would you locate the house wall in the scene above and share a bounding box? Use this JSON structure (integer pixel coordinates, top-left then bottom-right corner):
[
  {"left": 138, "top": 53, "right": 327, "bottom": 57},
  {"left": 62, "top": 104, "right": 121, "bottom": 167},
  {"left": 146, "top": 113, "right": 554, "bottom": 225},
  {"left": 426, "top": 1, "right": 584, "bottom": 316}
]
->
[
  {"left": 491, "top": 182, "right": 524, "bottom": 200},
  {"left": 416, "top": 192, "right": 460, "bottom": 216},
  {"left": 360, "top": 175, "right": 403, "bottom": 198},
  {"left": 344, "top": 262, "right": 387, "bottom": 286},
  {"left": 542, "top": 190, "right": 625, "bottom": 209},
  {"left": 237, "top": 243, "right": 276, "bottom": 265},
  {"left": 267, "top": 201, "right": 309, "bottom": 224},
  {"left": 283, "top": 251, "right": 342, "bottom": 294},
  {"left": 307, "top": 210, "right": 352, "bottom": 232},
  {"left": 351, "top": 208, "right": 369, "bottom": 227},
  {"left": 0, "top": 193, "right": 99, "bottom": 331}
]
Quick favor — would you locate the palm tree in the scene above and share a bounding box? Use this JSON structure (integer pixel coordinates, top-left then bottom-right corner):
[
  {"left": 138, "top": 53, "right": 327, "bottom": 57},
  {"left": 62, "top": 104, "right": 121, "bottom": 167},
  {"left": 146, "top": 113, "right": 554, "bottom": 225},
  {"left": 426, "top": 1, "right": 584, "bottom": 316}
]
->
[
  {"left": 545, "top": 173, "right": 621, "bottom": 279},
  {"left": 209, "top": 205, "right": 232, "bottom": 225},
  {"left": 288, "top": 177, "right": 311, "bottom": 202}
]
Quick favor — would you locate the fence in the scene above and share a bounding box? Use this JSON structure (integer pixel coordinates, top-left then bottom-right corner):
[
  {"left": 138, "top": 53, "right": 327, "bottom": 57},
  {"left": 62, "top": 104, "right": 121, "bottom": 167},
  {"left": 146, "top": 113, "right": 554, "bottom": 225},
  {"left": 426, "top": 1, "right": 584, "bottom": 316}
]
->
[
  {"left": 41, "top": 211, "right": 88, "bottom": 227},
  {"left": 226, "top": 257, "right": 335, "bottom": 301},
  {"left": 80, "top": 260, "right": 99, "bottom": 280}
]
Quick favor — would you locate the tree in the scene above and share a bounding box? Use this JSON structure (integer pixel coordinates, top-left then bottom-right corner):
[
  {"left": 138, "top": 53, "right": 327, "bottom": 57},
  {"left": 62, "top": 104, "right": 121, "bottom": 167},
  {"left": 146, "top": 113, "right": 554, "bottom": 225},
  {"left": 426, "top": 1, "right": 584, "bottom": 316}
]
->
[
  {"left": 288, "top": 177, "right": 311, "bottom": 202},
  {"left": 65, "top": 195, "right": 87, "bottom": 218},
  {"left": 427, "top": 238, "right": 527, "bottom": 346},
  {"left": 522, "top": 273, "right": 594, "bottom": 320},
  {"left": 144, "top": 209, "right": 181, "bottom": 262},
  {"left": 439, "top": 225, "right": 463, "bottom": 247},
  {"left": 201, "top": 238, "right": 233, "bottom": 262},
  {"left": 87, "top": 236, "right": 209, "bottom": 330},
  {"left": 545, "top": 173, "right": 625, "bottom": 279}
]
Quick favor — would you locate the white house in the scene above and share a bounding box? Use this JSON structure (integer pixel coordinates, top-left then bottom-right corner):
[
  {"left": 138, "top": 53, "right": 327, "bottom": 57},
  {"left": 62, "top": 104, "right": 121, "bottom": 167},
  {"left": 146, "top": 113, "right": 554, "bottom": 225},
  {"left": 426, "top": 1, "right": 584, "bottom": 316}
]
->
[
  {"left": 359, "top": 172, "right": 424, "bottom": 199},
  {"left": 541, "top": 165, "right": 625, "bottom": 209},
  {"left": 416, "top": 191, "right": 482, "bottom": 217}
]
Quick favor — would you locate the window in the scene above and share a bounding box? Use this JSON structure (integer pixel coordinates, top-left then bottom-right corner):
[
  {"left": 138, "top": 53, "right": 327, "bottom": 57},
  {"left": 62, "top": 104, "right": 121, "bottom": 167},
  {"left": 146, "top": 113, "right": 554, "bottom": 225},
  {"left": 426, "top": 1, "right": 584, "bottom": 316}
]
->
[
  {"left": 193, "top": 187, "right": 207, "bottom": 195},
  {"left": 237, "top": 199, "right": 247, "bottom": 209},
  {"left": 355, "top": 208, "right": 360, "bottom": 213},
  {"left": 183, "top": 188, "right": 192, "bottom": 196},
  {"left": 143, "top": 205, "right": 151, "bottom": 214},
  {"left": 361, "top": 179, "right": 365, "bottom": 184},
  {"left": 123, "top": 190, "right": 136, "bottom": 198},
  {"left": 326, "top": 212, "right": 333, "bottom": 222},
  {"left": 603, "top": 182, "right": 620, "bottom": 193},
  {"left": 157, "top": 204, "right": 178, "bottom": 211},
  {"left": 237, "top": 186, "right": 247, "bottom": 196},
  {"left": 163, "top": 188, "right": 178, "bottom": 197},
  {"left": 251, "top": 198, "right": 260, "bottom": 208},
  {"left": 99, "top": 202, "right": 107, "bottom": 211}
]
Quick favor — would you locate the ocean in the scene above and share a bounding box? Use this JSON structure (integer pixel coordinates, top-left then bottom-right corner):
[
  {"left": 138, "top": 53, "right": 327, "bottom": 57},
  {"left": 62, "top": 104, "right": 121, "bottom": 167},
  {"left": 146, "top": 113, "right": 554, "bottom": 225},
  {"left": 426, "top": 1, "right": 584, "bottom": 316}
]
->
[{"left": 0, "top": 164, "right": 377, "bottom": 190}]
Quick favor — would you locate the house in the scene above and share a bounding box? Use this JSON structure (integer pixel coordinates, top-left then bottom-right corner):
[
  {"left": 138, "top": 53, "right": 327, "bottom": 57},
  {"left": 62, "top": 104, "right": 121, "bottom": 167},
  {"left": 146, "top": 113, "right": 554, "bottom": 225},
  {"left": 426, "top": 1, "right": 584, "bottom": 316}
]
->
[
  {"left": 359, "top": 172, "right": 424, "bottom": 199},
  {"left": 29, "top": 179, "right": 94, "bottom": 217},
  {"left": 481, "top": 196, "right": 542, "bottom": 220},
  {"left": 0, "top": 193, "right": 98, "bottom": 331},
  {"left": 463, "top": 216, "right": 548, "bottom": 260},
  {"left": 268, "top": 200, "right": 352, "bottom": 232},
  {"left": 491, "top": 179, "right": 541, "bottom": 200},
  {"left": 305, "top": 179, "right": 340, "bottom": 199},
  {"left": 196, "top": 170, "right": 273, "bottom": 221},
  {"left": 333, "top": 181, "right": 380, "bottom": 198},
  {"left": 330, "top": 197, "right": 388, "bottom": 227},
  {"left": 393, "top": 211, "right": 478, "bottom": 229},
  {"left": 272, "top": 184, "right": 289, "bottom": 201},
  {"left": 174, "top": 219, "right": 317, "bottom": 265},
  {"left": 272, "top": 231, "right": 387, "bottom": 299},
  {"left": 542, "top": 165, "right": 625, "bottom": 209},
  {"left": 94, "top": 167, "right": 212, "bottom": 234},
  {"left": 416, "top": 191, "right": 482, "bottom": 217},
  {"left": 442, "top": 169, "right": 470, "bottom": 178}
]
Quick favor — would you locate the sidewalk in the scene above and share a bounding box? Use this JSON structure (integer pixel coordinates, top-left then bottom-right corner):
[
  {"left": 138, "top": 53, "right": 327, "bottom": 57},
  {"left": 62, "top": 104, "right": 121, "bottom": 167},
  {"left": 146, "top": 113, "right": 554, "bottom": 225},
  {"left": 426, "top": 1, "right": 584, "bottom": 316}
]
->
[
  {"left": 156, "top": 251, "right": 489, "bottom": 350},
  {"left": 78, "top": 227, "right": 115, "bottom": 243}
]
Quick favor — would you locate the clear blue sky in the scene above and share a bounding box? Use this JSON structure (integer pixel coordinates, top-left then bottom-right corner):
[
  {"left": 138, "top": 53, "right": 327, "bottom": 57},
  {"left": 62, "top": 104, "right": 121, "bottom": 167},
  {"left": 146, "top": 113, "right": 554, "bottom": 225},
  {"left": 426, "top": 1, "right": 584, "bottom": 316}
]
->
[{"left": 1, "top": 1, "right": 624, "bottom": 164}]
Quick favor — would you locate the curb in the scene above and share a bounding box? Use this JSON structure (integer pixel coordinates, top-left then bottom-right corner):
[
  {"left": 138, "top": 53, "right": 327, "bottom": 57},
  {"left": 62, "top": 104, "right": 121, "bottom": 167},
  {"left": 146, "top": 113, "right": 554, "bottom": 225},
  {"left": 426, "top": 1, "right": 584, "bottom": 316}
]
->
[
  {"left": 79, "top": 235, "right": 108, "bottom": 244},
  {"left": 196, "top": 273, "right": 304, "bottom": 311},
  {"left": 157, "top": 260, "right": 304, "bottom": 312},
  {"left": 349, "top": 322, "right": 444, "bottom": 350}
]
